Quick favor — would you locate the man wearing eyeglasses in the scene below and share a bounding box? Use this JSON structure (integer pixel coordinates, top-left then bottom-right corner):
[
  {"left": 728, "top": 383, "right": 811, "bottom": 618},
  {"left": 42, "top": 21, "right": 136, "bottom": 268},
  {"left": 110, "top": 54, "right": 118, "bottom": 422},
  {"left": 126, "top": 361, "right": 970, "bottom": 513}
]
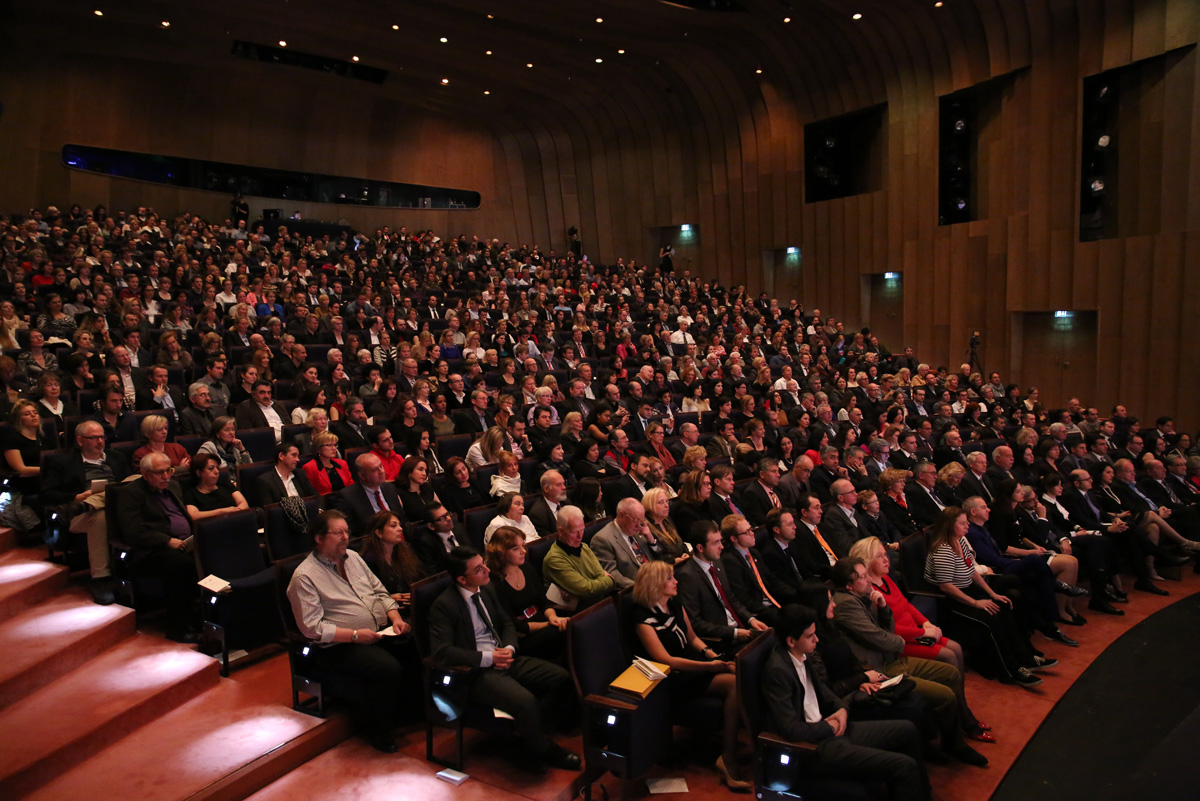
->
[
  {"left": 412, "top": 501, "right": 466, "bottom": 574},
  {"left": 120, "top": 452, "right": 200, "bottom": 641},
  {"left": 42, "top": 420, "right": 131, "bottom": 605},
  {"left": 429, "top": 545, "right": 581, "bottom": 772}
]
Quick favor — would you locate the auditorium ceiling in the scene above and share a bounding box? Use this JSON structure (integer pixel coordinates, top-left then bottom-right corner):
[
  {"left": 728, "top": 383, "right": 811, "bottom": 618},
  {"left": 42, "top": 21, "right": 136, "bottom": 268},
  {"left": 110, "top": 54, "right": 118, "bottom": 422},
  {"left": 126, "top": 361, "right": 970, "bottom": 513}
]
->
[{"left": 7, "top": 0, "right": 1033, "bottom": 128}]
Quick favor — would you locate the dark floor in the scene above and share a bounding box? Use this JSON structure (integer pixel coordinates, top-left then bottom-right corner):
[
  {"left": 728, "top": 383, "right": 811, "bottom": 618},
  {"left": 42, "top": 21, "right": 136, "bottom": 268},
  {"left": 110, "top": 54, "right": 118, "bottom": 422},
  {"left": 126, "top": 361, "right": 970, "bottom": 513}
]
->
[{"left": 992, "top": 588, "right": 1200, "bottom": 801}]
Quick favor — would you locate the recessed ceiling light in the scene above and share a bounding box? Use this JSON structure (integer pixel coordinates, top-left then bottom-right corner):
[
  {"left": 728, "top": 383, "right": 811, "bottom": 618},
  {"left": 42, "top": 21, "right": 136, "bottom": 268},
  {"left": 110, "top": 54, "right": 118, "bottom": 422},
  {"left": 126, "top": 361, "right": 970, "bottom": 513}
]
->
[
  {"left": 595, "top": 58, "right": 603, "bottom": 63},
  {"left": 161, "top": 20, "right": 170, "bottom": 28},
  {"left": 755, "top": 68, "right": 763, "bottom": 74},
  {"left": 595, "top": 17, "right": 603, "bottom": 23},
  {"left": 441, "top": 78, "right": 449, "bottom": 84},
  {"left": 852, "top": 12, "right": 863, "bottom": 20},
  {"left": 934, "top": 1, "right": 944, "bottom": 5},
  {"left": 526, "top": 62, "right": 533, "bottom": 68},
  {"left": 351, "top": 55, "right": 360, "bottom": 62},
  {"left": 485, "top": 50, "right": 493, "bottom": 55},
  {"left": 618, "top": 49, "right": 625, "bottom": 54},
  {"left": 439, "top": 37, "right": 448, "bottom": 43},
  {"left": 93, "top": 9, "right": 103, "bottom": 16},
  {"left": 391, "top": 24, "right": 399, "bottom": 30},
  {"left": 484, "top": 90, "right": 491, "bottom": 95},
  {"left": 783, "top": 16, "right": 791, "bottom": 23},
  {"left": 487, "top": 14, "right": 494, "bottom": 19},
  {"left": 278, "top": 40, "right": 287, "bottom": 47}
]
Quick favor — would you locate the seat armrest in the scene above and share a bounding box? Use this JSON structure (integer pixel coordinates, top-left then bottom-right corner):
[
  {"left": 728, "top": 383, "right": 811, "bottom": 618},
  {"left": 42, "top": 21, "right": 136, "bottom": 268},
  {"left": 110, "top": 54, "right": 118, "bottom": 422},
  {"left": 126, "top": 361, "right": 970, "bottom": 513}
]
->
[
  {"left": 584, "top": 693, "right": 639, "bottom": 712},
  {"left": 757, "top": 731, "right": 820, "bottom": 753},
  {"left": 422, "top": 658, "right": 476, "bottom": 676}
]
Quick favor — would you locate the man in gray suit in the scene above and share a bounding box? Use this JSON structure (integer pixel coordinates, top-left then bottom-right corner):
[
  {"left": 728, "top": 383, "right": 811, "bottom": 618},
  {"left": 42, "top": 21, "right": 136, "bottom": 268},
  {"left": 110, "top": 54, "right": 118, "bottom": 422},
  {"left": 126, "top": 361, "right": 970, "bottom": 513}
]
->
[{"left": 589, "top": 497, "right": 659, "bottom": 588}]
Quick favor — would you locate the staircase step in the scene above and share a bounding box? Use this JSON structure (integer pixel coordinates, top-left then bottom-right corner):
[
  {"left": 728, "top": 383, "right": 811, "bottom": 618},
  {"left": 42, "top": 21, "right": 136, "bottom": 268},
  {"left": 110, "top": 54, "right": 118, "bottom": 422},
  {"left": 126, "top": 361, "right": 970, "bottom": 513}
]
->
[
  {"left": 0, "top": 588, "right": 136, "bottom": 708},
  {"left": 0, "top": 633, "right": 219, "bottom": 798},
  {"left": 0, "top": 526, "right": 16, "bottom": 554},
  {"left": 23, "top": 654, "right": 347, "bottom": 801},
  {"left": 0, "top": 549, "right": 69, "bottom": 621}
]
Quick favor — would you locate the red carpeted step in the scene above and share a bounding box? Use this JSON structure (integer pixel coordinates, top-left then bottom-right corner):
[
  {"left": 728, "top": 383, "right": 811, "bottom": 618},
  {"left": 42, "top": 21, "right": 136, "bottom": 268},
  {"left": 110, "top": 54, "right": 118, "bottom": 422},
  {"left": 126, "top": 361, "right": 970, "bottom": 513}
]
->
[
  {"left": 0, "top": 633, "right": 219, "bottom": 798},
  {"left": 0, "top": 526, "right": 17, "bottom": 555},
  {"left": 244, "top": 736, "right": 550, "bottom": 801},
  {"left": 23, "top": 655, "right": 347, "bottom": 801},
  {"left": 0, "top": 549, "right": 69, "bottom": 621},
  {"left": 0, "top": 587, "right": 136, "bottom": 708}
]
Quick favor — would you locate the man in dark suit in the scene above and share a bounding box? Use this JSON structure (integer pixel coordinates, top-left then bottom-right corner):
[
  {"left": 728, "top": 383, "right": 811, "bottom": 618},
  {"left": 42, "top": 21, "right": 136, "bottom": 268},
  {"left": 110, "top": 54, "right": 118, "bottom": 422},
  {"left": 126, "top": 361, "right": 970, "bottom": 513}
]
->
[
  {"left": 890, "top": 432, "right": 919, "bottom": 472},
  {"left": 932, "top": 428, "right": 968, "bottom": 470},
  {"left": 675, "top": 521, "right": 768, "bottom": 651},
  {"left": 1165, "top": 455, "right": 1200, "bottom": 504},
  {"left": 761, "top": 606, "right": 930, "bottom": 801},
  {"left": 904, "top": 462, "right": 946, "bottom": 530},
  {"left": 960, "top": 452, "right": 995, "bottom": 506},
  {"left": 707, "top": 463, "right": 745, "bottom": 522},
  {"left": 454, "top": 389, "right": 495, "bottom": 436},
  {"left": 526, "top": 469, "right": 568, "bottom": 540},
  {"left": 1140, "top": 459, "right": 1200, "bottom": 537},
  {"left": 179, "top": 382, "right": 217, "bottom": 437},
  {"left": 135, "top": 365, "right": 186, "bottom": 424},
  {"left": 720, "top": 514, "right": 794, "bottom": 624},
  {"left": 119, "top": 452, "right": 200, "bottom": 641},
  {"left": 331, "top": 397, "right": 371, "bottom": 450},
  {"left": 42, "top": 420, "right": 131, "bottom": 604},
  {"left": 809, "top": 447, "right": 846, "bottom": 505},
  {"left": 623, "top": 399, "right": 659, "bottom": 444},
  {"left": 428, "top": 546, "right": 580, "bottom": 771},
  {"left": 91, "top": 386, "right": 141, "bottom": 444},
  {"left": 739, "top": 458, "right": 785, "bottom": 527},
  {"left": 668, "top": 422, "right": 700, "bottom": 462},
  {"left": 820, "top": 479, "right": 865, "bottom": 558},
  {"left": 329, "top": 452, "right": 407, "bottom": 534},
  {"left": 234, "top": 380, "right": 290, "bottom": 442},
  {"left": 792, "top": 492, "right": 840, "bottom": 581},
  {"left": 757, "top": 507, "right": 808, "bottom": 595},
  {"left": 411, "top": 502, "right": 466, "bottom": 574},
  {"left": 604, "top": 451, "right": 652, "bottom": 516},
  {"left": 254, "top": 443, "right": 317, "bottom": 506},
  {"left": 984, "top": 446, "right": 1017, "bottom": 498}
]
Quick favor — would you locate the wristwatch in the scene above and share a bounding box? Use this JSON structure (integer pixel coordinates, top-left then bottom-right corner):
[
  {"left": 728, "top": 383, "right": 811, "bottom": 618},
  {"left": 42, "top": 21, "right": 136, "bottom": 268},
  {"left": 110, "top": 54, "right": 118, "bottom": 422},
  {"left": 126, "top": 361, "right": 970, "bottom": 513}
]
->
[{"left": 351, "top": 629, "right": 359, "bottom": 642}]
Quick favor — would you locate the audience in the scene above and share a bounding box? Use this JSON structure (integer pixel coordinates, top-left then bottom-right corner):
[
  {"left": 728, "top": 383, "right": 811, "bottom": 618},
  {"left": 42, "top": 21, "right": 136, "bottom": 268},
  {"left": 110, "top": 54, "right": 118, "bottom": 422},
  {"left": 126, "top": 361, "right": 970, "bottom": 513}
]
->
[{"left": 6, "top": 200, "right": 1199, "bottom": 788}]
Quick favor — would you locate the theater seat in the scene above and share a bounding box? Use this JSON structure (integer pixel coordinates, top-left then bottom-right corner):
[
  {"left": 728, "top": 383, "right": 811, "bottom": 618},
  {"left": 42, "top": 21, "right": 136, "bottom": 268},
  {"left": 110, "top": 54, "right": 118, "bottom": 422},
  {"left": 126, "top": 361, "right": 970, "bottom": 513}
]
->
[
  {"left": 568, "top": 596, "right": 674, "bottom": 801},
  {"left": 192, "top": 508, "right": 277, "bottom": 676}
]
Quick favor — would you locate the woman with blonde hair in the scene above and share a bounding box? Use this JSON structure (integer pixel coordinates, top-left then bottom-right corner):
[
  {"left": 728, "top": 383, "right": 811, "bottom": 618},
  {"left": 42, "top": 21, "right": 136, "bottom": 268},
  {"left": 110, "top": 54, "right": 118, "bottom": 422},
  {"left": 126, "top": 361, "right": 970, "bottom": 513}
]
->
[
  {"left": 465, "top": 426, "right": 506, "bottom": 471},
  {"left": 631, "top": 561, "right": 745, "bottom": 790},
  {"left": 133, "top": 414, "right": 191, "bottom": 468},
  {"left": 302, "top": 430, "right": 353, "bottom": 495},
  {"left": 642, "top": 488, "right": 688, "bottom": 562}
]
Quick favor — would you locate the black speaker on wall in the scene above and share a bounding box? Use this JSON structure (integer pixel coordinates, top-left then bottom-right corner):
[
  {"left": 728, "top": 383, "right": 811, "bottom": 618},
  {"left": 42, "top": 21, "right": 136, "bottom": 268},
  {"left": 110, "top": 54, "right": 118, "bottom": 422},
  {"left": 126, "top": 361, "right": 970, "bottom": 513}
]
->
[
  {"left": 938, "top": 97, "right": 974, "bottom": 226},
  {"left": 1079, "top": 75, "right": 1115, "bottom": 242}
]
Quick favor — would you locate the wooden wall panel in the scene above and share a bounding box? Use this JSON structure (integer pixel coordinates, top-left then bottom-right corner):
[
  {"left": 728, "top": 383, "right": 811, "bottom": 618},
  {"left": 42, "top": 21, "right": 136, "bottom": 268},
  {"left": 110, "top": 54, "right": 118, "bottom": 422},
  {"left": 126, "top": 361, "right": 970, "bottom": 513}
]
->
[{"left": 2, "top": 0, "right": 1199, "bottom": 425}]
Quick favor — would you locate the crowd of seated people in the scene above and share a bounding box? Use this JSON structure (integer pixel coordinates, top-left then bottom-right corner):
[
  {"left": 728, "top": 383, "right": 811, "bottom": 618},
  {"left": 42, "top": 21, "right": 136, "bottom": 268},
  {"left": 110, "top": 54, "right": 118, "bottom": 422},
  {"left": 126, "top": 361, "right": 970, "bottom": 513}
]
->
[{"left": 4, "top": 201, "right": 1200, "bottom": 786}]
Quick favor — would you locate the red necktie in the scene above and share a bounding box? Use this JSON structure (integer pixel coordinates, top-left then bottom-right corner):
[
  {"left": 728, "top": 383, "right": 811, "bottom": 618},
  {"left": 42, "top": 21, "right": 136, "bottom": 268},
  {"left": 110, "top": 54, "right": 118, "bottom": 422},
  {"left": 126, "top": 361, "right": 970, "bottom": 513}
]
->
[
  {"left": 374, "top": 490, "right": 385, "bottom": 512},
  {"left": 709, "top": 564, "right": 742, "bottom": 626},
  {"left": 767, "top": 487, "right": 780, "bottom": 508}
]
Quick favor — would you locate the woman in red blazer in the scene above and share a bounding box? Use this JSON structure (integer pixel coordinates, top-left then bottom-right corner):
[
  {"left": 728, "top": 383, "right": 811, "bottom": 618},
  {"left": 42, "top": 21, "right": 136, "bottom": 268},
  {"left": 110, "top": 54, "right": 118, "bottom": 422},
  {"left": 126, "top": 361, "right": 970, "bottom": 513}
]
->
[{"left": 302, "top": 430, "right": 354, "bottom": 495}]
